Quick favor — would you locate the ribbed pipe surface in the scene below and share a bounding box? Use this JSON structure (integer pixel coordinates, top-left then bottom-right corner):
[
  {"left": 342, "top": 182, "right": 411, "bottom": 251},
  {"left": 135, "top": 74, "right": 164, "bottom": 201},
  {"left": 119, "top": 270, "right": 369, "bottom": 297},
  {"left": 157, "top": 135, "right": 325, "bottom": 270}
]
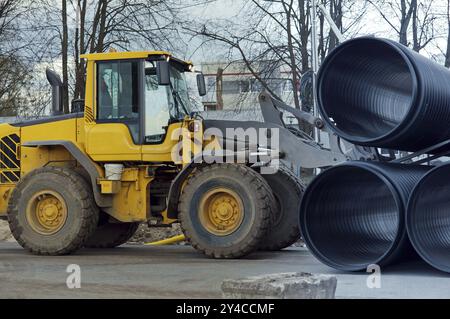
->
[
  {"left": 407, "top": 164, "right": 450, "bottom": 273},
  {"left": 317, "top": 37, "right": 450, "bottom": 151},
  {"left": 300, "top": 161, "right": 430, "bottom": 271}
]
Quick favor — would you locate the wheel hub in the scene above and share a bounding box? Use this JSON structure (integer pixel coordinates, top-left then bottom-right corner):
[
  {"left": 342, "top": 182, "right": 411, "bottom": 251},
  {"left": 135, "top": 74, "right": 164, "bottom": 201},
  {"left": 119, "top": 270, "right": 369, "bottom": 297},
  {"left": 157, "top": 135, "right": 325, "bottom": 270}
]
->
[
  {"left": 26, "top": 191, "right": 68, "bottom": 235},
  {"left": 199, "top": 188, "right": 244, "bottom": 236}
]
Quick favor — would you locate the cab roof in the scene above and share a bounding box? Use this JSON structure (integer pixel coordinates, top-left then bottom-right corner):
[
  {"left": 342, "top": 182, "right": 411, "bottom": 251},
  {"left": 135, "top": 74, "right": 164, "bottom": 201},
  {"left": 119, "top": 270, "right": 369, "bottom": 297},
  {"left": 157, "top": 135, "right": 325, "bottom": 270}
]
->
[{"left": 80, "top": 51, "right": 193, "bottom": 70}]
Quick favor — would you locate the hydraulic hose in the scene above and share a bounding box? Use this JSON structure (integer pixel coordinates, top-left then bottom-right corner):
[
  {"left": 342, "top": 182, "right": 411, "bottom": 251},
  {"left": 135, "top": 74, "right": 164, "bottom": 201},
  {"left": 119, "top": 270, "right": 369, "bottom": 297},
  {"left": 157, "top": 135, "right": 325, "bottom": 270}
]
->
[
  {"left": 317, "top": 37, "right": 450, "bottom": 151},
  {"left": 407, "top": 164, "right": 450, "bottom": 273},
  {"left": 299, "top": 161, "right": 430, "bottom": 271},
  {"left": 145, "top": 234, "right": 186, "bottom": 246}
]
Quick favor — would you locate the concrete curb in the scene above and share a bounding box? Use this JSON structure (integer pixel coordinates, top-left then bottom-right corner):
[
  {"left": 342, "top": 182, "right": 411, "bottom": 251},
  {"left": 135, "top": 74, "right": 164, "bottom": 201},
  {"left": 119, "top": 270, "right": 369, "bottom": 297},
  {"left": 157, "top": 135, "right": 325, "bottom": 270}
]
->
[{"left": 221, "top": 272, "right": 337, "bottom": 299}]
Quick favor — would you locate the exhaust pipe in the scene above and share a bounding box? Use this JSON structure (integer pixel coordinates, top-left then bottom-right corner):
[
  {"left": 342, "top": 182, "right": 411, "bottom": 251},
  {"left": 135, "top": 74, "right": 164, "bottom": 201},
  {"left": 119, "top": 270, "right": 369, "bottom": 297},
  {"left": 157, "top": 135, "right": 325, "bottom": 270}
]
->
[
  {"left": 46, "top": 68, "right": 63, "bottom": 116},
  {"left": 299, "top": 161, "right": 430, "bottom": 271},
  {"left": 407, "top": 164, "right": 450, "bottom": 273},
  {"left": 317, "top": 37, "right": 450, "bottom": 152}
]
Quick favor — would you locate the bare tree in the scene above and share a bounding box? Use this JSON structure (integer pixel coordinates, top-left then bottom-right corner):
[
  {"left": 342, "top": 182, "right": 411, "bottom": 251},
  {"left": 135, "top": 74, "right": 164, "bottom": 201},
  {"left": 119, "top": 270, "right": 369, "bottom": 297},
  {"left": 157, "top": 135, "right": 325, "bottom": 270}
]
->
[
  {"left": 74, "top": 0, "right": 87, "bottom": 100},
  {"left": 368, "top": 0, "right": 415, "bottom": 45},
  {"left": 446, "top": 0, "right": 450, "bottom": 67},
  {"left": 62, "top": 0, "right": 69, "bottom": 113},
  {"left": 70, "top": 0, "right": 205, "bottom": 103},
  {"left": 328, "top": 0, "right": 343, "bottom": 50},
  {"left": 369, "top": 0, "right": 436, "bottom": 51},
  {"left": 0, "top": 0, "right": 17, "bottom": 42},
  {"left": 0, "top": 0, "right": 38, "bottom": 116},
  {"left": 185, "top": 0, "right": 310, "bottom": 110},
  {"left": 32, "top": 0, "right": 195, "bottom": 111},
  {"left": 411, "top": 0, "right": 436, "bottom": 52},
  {"left": 186, "top": 0, "right": 366, "bottom": 113}
]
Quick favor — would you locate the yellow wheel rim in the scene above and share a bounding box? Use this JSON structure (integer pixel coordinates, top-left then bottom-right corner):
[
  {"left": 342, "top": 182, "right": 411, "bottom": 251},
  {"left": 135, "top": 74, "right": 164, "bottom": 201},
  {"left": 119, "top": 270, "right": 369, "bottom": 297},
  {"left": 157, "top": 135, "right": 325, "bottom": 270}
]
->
[
  {"left": 26, "top": 190, "right": 68, "bottom": 235},
  {"left": 199, "top": 188, "right": 244, "bottom": 236}
]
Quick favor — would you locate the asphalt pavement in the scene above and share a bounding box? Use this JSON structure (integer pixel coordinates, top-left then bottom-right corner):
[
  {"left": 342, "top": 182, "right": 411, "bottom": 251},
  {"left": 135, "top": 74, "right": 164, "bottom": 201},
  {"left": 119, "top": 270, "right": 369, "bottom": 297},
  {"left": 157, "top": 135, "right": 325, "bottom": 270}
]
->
[{"left": 0, "top": 242, "right": 448, "bottom": 299}]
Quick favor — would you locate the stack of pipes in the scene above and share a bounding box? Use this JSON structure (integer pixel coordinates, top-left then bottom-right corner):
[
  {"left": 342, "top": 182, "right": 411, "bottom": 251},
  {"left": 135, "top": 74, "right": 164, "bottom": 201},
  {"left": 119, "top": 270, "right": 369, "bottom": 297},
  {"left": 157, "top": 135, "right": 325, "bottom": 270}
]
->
[{"left": 301, "top": 37, "right": 450, "bottom": 273}]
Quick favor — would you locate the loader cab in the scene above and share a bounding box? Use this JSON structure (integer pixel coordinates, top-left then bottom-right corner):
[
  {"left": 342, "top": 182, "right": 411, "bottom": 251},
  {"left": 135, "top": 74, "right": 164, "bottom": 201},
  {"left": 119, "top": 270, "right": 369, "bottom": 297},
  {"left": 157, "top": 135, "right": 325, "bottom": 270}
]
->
[{"left": 82, "top": 51, "right": 205, "bottom": 162}]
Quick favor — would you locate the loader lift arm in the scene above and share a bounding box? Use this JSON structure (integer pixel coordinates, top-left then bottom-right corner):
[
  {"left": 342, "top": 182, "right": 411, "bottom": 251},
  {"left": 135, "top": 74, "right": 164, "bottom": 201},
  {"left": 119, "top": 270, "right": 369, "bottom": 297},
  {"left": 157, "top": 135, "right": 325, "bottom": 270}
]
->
[
  {"left": 258, "top": 91, "right": 376, "bottom": 162},
  {"left": 165, "top": 91, "right": 375, "bottom": 219}
]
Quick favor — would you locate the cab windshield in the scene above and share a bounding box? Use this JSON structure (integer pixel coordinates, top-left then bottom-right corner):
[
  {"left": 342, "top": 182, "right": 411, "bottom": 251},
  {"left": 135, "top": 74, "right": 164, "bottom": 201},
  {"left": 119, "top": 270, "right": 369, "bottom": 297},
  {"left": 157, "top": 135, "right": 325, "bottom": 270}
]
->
[
  {"left": 144, "top": 62, "right": 191, "bottom": 143},
  {"left": 170, "top": 66, "right": 191, "bottom": 116}
]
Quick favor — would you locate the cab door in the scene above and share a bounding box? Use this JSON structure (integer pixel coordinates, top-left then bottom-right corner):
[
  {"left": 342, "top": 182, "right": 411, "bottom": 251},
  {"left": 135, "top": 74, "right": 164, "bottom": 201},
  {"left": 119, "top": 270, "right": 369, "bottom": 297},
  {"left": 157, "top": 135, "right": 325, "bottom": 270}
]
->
[
  {"left": 141, "top": 61, "right": 181, "bottom": 163},
  {"left": 86, "top": 59, "right": 143, "bottom": 161}
]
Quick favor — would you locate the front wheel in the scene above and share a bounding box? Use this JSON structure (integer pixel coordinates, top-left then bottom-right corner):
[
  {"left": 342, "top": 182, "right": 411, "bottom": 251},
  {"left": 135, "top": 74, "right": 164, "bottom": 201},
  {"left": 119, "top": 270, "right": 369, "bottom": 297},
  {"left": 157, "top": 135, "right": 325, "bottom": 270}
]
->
[
  {"left": 178, "top": 164, "right": 274, "bottom": 259},
  {"left": 260, "top": 166, "right": 305, "bottom": 251}
]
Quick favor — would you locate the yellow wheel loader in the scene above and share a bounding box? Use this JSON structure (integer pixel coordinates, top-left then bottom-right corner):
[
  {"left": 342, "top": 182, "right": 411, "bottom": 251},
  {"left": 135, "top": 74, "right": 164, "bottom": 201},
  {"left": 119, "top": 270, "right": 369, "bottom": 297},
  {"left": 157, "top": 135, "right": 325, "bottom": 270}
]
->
[{"left": 0, "top": 51, "right": 371, "bottom": 258}]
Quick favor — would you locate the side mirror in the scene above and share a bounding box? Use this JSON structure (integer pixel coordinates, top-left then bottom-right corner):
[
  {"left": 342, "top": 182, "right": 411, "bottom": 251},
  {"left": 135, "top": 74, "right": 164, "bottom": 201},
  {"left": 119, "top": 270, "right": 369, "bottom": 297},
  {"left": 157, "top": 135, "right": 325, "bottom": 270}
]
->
[
  {"left": 156, "top": 60, "right": 170, "bottom": 85},
  {"left": 197, "top": 73, "right": 206, "bottom": 97}
]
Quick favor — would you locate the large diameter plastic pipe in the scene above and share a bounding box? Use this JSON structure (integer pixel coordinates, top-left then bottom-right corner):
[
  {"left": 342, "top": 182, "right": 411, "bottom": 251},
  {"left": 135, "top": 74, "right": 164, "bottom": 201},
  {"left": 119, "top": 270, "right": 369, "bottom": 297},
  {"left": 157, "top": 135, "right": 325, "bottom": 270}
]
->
[
  {"left": 300, "top": 161, "right": 430, "bottom": 271},
  {"left": 407, "top": 164, "right": 450, "bottom": 273},
  {"left": 317, "top": 37, "right": 450, "bottom": 151}
]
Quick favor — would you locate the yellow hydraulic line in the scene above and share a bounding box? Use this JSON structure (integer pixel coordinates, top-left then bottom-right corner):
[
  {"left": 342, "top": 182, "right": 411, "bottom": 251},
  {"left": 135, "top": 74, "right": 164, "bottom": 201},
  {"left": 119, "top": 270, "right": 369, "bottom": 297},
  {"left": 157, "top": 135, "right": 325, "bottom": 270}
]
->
[{"left": 145, "top": 234, "right": 186, "bottom": 246}]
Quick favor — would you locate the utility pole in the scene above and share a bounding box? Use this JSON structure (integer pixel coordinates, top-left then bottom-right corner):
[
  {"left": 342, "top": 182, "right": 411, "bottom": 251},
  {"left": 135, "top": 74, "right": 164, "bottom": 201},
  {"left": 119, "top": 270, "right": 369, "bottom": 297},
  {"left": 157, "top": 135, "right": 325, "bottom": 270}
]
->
[
  {"left": 310, "top": 1, "right": 346, "bottom": 144},
  {"left": 311, "top": 0, "right": 320, "bottom": 143}
]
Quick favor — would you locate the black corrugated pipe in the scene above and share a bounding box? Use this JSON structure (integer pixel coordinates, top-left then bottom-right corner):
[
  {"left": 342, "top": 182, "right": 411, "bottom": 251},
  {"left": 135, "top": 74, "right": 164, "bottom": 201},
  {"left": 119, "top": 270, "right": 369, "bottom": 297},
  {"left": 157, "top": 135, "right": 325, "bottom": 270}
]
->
[
  {"left": 299, "top": 161, "right": 430, "bottom": 271},
  {"left": 317, "top": 37, "right": 450, "bottom": 152},
  {"left": 407, "top": 163, "right": 450, "bottom": 273}
]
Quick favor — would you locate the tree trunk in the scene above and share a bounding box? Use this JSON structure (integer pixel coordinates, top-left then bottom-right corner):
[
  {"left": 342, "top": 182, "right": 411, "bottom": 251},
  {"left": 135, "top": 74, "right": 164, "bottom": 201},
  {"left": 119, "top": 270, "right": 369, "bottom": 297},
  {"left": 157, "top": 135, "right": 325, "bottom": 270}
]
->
[
  {"left": 96, "top": 0, "right": 109, "bottom": 52},
  {"left": 284, "top": 0, "right": 300, "bottom": 109},
  {"left": 411, "top": 0, "right": 419, "bottom": 52},
  {"left": 446, "top": 0, "right": 450, "bottom": 67},
  {"left": 74, "top": 0, "right": 87, "bottom": 100},
  {"left": 298, "top": 0, "right": 309, "bottom": 73},
  {"left": 216, "top": 68, "right": 223, "bottom": 110},
  {"left": 318, "top": 0, "right": 326, "bottom": 63},
  {"left": 90, "top": 1, "right": 103, "bottom": 53},
  {"left": 329, "top": 0, "right": 343, "bottom": 51},
  {"left": 61, "top": 0, "right": 69, "bottom": 113},
  {"left": 399, "top": 0, "right": 414, "bottom": 46}
]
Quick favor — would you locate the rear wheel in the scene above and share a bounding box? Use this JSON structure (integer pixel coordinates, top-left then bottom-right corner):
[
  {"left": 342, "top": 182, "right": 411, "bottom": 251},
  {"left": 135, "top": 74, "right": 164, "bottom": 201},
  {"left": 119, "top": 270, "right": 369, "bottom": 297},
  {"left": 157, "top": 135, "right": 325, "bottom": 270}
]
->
[
  {"left": 85, "top": 212, "right": 140, "bottom": 248},
  {"left": 7, "top": 167, "right": 99, "bottom": 255},
  {"left": 178, "top": 164, "right": 274, "bottom": 259},
  {"left": 260, "top": 166, "right": 305, "bottom": 251}
]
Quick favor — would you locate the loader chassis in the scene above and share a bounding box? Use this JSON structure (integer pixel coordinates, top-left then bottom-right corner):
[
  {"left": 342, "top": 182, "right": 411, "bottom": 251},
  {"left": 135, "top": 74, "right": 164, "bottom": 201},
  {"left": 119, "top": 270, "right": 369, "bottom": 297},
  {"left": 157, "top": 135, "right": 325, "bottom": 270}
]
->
[{"left": 0, "top": 114, "right": 182, "bottom": 224}]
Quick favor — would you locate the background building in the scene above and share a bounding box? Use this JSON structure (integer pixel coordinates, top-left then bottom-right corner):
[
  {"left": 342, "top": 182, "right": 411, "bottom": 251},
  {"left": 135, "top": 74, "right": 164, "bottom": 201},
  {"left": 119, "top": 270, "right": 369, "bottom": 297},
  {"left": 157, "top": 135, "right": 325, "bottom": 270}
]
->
[{"left": 200, "top": 60, "right": 297, "bottom": 112}]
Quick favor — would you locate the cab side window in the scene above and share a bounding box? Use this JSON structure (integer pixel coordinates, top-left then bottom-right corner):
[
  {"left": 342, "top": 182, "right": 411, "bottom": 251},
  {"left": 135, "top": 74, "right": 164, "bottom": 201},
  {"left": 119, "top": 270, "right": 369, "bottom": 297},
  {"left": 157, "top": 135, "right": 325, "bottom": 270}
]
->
[{"left": 97, "top": 60, "right": 140, "bottom": 142}]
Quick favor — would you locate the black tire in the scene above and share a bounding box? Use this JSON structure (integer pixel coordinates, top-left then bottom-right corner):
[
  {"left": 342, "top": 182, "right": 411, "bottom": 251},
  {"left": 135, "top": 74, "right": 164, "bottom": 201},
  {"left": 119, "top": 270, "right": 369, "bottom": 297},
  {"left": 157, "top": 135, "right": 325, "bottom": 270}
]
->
[
  {"left": 85, "top": 212, "right": 140, "bottom": 248},
  {"left": 260, "top": 166, "right": 305, "bottom": 251},
  {"left": 179, "top": 164, "right": 274, "bottom": 259},
  {"left": 7, "top": 167, "right": 99, "bottom": 255}
]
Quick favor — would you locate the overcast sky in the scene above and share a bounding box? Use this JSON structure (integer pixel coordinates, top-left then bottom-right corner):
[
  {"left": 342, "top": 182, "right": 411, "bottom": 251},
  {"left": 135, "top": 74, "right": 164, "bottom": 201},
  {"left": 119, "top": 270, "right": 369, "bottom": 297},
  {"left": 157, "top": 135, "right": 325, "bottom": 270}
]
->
[
  {"left": 182, "top": 0, "right": 450, "bottom": 65},
  {"left": 36, "top": 0, "right": 450, "bottom": 78}
]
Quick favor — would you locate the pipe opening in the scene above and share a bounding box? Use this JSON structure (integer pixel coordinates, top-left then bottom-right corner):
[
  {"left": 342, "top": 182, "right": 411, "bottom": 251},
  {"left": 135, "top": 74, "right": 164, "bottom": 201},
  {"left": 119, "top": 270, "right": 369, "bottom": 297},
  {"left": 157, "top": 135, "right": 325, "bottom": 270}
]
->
[
  {"left": 318, "top": 39, "right": 415, "bottom": 142},
  {"left": 302, "top": 166, "right": 401, "bottom": 270},
  {"left": 408, "top": 166, "right": 450, "bottom": 272}
]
